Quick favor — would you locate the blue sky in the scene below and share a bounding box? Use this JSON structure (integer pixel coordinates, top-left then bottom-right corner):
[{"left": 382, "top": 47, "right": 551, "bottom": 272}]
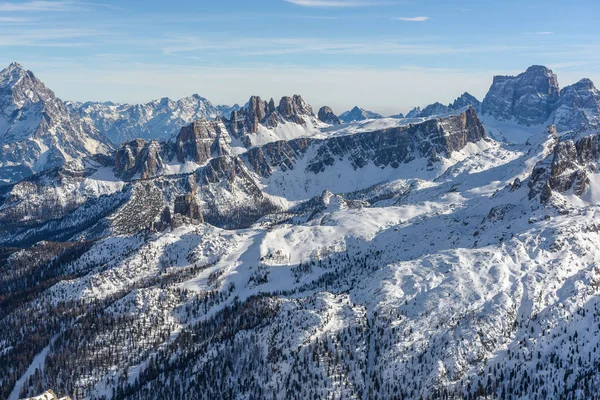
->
[{"left": 1, "top": 0, "right": 599, "bottom": 115}]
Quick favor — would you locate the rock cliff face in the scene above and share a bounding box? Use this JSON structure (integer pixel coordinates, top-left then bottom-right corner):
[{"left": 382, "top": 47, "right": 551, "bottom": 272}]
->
[
  {"left": 114, "top": 139, "right": 165, "bottom": 180},
  {"left": 0, "top": 63, "right": 111, "bottom": 185},
  {"left": 175, "top": 119, "right": 231, "bottom": 164},
  {"left": 225, "top": 94, "right": 321, "bottom": 146},
  {"left": 317, "top": 106, "right": 341, "bottom": 125},
  {"left": 529, "top": 126, "right": 600, "bottom": 203},
  {"left": 552, "top": 79, "right": 600, "bottom": 132},
  {"left": 113, "top": 119, "right": 233, "bottom": 180},
  {"left": 482, "top": 65, "right": 560, "bottom": 126},
  {"left": 245, "top": 107, "right": 487, "bottom": 178}
]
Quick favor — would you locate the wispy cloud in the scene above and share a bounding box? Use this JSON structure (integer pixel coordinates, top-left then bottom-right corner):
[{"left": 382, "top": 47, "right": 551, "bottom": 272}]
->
[
  {"left": 283, "top": 0, "right": 387, "bottom": 7},
  {"left": 0, "top": 28, "right": 97, "bottom": 47},
  {"left": 0, "top": 16, "right": 32, "bottom": 22},
  {"left": 395, "top": 16, "right": 429, "bottom": 22},
  {"left": 160, "top": 36, "right": 528, "bottom": 57},
  {"left": 0, "top": 1, "right": 79, "bottom": 12},
  {"left": 523, "top": 31, "right": 553, "bottom": 35}
]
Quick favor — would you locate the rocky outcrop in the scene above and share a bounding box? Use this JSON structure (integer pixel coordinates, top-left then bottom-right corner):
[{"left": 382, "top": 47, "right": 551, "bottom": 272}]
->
[
  {"left": 227, "top": 94, "right": 315, "bottom": 143},
  {"left": 0, "top": 63, "right": 112, "bottom": 185},
  {"left": 244, "top": 138, "right": 312, "bottom": 178},
  {"left": 552, "top": 78, "right": 600, "bottom": 132},
  {"left": 450, "top": 92, "right": 481, "bottom": 111},
  {"left": 245, "top": 107, "right": 487, "bottom": 177},
  {"left": 481, "top": 65, "right": 560, "bottom": 126},
  {"left": 529, "top": 126, "right": 600, "bottom": 202},
  {"left": 317, "top": 106, "right": 341, "bottom": 125},
  {"left": 338, "top": 106, "right": 383, "bottom": 123},
  {"left": 175, "top": 119, "right": 231, "bottom": 164},
  {"left": 115, "top": 139, "right": 165, "bottom": 180}
]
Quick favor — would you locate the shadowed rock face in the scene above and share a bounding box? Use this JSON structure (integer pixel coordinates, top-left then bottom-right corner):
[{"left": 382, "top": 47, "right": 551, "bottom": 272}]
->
[
  {"left": 529, "top": 126, "right": 600, "bottom": 202},
  {"left": 244, "top": 107, "right": 487, "bottom": 177},
  {"left": 317, "top": 106, "right": 341, "bottom": 125},
  {"left": 482, "top": 65, "right": 560, "bottom": 126},
  {"left": 553, "top": 79, "right": 600, "bottom": 132},
  {"left": 115, "top": 139, "right": 165, "bottom": 180},
  {"left": 175, "top": 119, "right": 231, "bottom": 164}
]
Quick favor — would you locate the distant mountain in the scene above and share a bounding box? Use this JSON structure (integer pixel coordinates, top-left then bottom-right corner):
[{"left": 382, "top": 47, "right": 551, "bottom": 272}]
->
[
  {"left": 317, "top": 106, "right": 341, "bottom": 125},
  {"left": 0, "top": 62, "right": 111, "bottom": 185},
  {"left": 226, "top": 94, "right": 329, "bottom": 147},
  {"left": 481, "top": 65, "right": 560, "bottom": 126},
  {"left": 416, "top": 102, "right": 451, "bottom": 118},
  {"left": 71, "top": 95, "right": 240, "bottom": 145},
  {"left": 339, "top": 106, "right": 383, "bottom": 123},
  {"left": 482, "top": 65, "right": 600, "bottom": 132},
  {"left": 553, "top": 78, "right": 600, "bottom": 132},
  {"left": 389, "top": 112, "right": 405, "bottom": 119},
  {"left": 405, "top": 106, "right": 422, "bottom": 118},
  {"left": 450, "top": 92, "right": 481, "bottom": 111},
  {"left": 408, "top": 92, "right": 481, "bottom": 119}
]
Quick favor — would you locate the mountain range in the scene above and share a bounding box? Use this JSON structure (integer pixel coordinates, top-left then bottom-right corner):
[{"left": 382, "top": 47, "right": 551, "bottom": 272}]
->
[
  {"left": 69, "top": 96, "right": 240, "bottom": 145},
  {"left": 3, "top": 62, "right": 600, "bottom": 400}
]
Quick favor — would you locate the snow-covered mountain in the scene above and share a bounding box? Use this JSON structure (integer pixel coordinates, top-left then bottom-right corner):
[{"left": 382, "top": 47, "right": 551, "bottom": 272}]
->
[
  {"left": 0, "top": 63, "right": 111, "bottom": 186},
  {"left": 6, "top": 65, "right": 600, "bottom": 400},
  {"left": 482, "top": 65, "right": 600, "bottom": 133},
  {"left": 225, "top": 94, "right": 331, "bottom": 147},
  {"left": 404, "top": 93, "right": 481, "bottom": 120},
  {"left": 71, "top": 95, "right": 240, "bottom": 145},
  {"left": 339, "top": 106, "right": 383, "bottom": 123}
]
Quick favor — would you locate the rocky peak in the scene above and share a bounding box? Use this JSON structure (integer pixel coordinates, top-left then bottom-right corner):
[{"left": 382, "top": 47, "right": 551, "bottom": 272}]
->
[
  {"left": 175, "top": 119, "right": 231, "bottom": 164},
  {"left": 278, "top": 95, "right": 313, "bottom": 118},
  {"left": 528, "top": 126, "right": 600, "bottom": 203},
  {"left": 405, "top": 107, "right": 422, "bottom": 118},
  {"left": 339, "top": 106, "right": 383, "bottom": 123},
  {"left": 0, "top": 63, "right": 111, "bottom": 185},
  {"left": 227, "top": 94, "right": 318, "bottom": 143},
  {"left": 450, "top": 92, "right": 481, "bottom": 110},
  {"left": 552, "top": 78, "right": 600, "bottom": 132},
  {"left": 114, "top": 139, "right": 165, "bottom": 180},
  {"left": 482, "top": 65, "right": 560, "bottom": 126},
  {"left": 317, "top": 106, "right": 341, "bottom": 125},
  {"left": 0, "top": 62, "right": 55, "bottom": 110},
  {"left": 418, "top": 102, "right": 451, "bottom": 118}
]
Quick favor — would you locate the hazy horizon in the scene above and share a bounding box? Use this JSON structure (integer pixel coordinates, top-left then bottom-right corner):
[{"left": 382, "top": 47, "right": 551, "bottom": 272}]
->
[{"left": 1, "top": 0, "right": 599, "bottom": 115}]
